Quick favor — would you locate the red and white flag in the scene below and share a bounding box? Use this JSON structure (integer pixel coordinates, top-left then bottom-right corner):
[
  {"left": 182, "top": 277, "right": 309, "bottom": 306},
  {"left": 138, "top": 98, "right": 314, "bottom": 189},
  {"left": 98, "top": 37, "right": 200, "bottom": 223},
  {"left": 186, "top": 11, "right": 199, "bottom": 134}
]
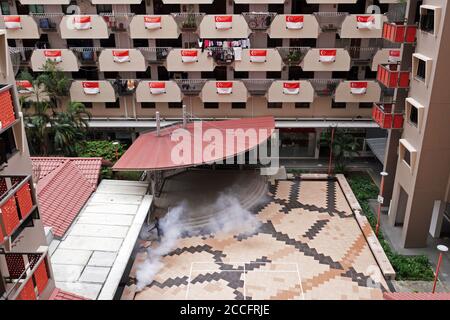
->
[
  {"left": 4, "top": 16, "right": 21, "bottom": 29},
  {"left": 250, "top": 50, "right": 267, "bottom": 63},
  {"left": 82, "top": 81, "right": 100, "bottom": 95},
  {"left": 388, "top": 50, "right": 401, "bottom": 63},
  {"left": 16, "top": 80, "right": 33, "bottom": 93},
  {"left": 44, "top": 50, "right": 62, "bottom": 63},
  {"left": 350, "top": 82, "right": 368, "bottom": 95},
  {"left": 181, "top": 50, "right": 198, "bottom": 63},
  {"left": 149, "top": 82, "right": 166, "bottom": 95},
  {"left": 113, "top": 50, "right": 130, "bottom": 63},
  {"left": 215, "top": 16, "right": 232, "bottom": 30},
  {"left": 286, "top": 16, "right": 304, "bottom": 30},
  {"left": 144, "top": 16, "right": 161, "bottom": 29},
  {"left": 283, "top": 82, "right": 300, "bottom": 95},
  {"left": 73, "top": 16, "right": 91, "bottom": 30},
  {"left": 216, "top": 82, "right": 233, "bottom": 95},
  {"left": 356, "top": 16, "right": 375, "bottom": 29},
  {"left": 319, "top": 49, "right": 336, "bottom": 63}
]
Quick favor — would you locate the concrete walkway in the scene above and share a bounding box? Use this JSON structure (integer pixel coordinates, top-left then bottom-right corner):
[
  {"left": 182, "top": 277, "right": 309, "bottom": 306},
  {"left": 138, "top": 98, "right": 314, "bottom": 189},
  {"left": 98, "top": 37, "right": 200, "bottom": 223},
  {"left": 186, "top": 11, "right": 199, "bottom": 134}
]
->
[{"left": 49, "top": 179, "right": 152, "bottom": 299}]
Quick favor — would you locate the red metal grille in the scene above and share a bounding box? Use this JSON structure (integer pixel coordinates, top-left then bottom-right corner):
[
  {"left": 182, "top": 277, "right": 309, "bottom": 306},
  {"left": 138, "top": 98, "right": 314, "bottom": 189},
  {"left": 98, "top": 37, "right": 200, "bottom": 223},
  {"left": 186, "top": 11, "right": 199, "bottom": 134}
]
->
[
  {"left": 16, "top": 182, "right": 34, "bottom": 219},
  {"left": 27, "top": 253, "right": 41, "bottom": 269},
  {"left": 0, "top": 90, "right": 16, "bottom": 129},
  {"left": 0, "top": 178, "right": 7, "bottom": 197},
  {"left": 17, "top": 278, "right": 36, "bottom": 300},
  {"left": 34, "top": 260, "right": 49, "bottom": 294},
  {"left": 5, "top": 253, "right": 25, "bottom": 279},
  {"left": 1, "top": 196, "right": 20, "bottom": 236},
  {"left": 382, "top": 23, "right": 417, "bottom": 43}
]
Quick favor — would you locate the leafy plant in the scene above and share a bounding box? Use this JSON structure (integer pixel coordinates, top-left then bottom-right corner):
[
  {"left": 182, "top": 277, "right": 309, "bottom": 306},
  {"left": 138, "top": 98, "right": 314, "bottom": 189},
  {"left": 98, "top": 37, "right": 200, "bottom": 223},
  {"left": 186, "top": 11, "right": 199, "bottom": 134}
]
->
[
  {"left": 75, "top": 140, "right": 125, "bottom": 163},
  {"left": 320, "top": 128, "right": 360, "bottom": 173}
]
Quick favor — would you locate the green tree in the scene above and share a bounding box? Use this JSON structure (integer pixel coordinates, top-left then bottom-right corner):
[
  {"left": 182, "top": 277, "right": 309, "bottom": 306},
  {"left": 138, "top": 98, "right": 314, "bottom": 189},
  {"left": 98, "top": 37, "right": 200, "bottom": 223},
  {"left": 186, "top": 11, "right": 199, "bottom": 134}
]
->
[
  {"left": 320, "top": 128, "right": 360, "bottom": 173},
  {"left": 36, "top": 60, "right": 71, "bottom": 109}
]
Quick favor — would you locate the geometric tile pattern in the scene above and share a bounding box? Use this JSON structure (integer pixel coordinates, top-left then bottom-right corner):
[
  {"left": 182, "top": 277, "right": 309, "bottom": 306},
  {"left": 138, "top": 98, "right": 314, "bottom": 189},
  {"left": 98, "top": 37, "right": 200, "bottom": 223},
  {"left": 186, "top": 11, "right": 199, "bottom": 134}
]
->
[{"left": 128, "top": 179, "right": 388, "bottom": 300}]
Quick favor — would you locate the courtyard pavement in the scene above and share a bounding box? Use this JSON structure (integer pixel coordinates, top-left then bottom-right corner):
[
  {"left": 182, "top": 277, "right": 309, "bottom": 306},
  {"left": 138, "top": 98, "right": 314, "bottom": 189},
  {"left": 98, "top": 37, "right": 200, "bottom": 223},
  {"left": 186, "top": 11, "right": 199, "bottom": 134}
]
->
[{"left": 124, "top": 179, "right": 388, "bottom": 300}]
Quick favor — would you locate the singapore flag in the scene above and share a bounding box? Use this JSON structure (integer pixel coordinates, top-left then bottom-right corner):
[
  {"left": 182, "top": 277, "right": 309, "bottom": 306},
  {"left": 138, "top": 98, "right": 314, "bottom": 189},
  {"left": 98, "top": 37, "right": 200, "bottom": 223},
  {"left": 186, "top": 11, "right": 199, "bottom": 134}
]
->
[
  {"left": 286, "top": 16, "right": 304, "bottom": 30},
  {"left": 113, "top": 50, "right": 130, "bottom": 63},
  {"left": 319, "top": 49, "right": 336, "bottom": 63},
  {"left": 250, "top": 50, "right": 267, "bottom": 63},
  {"left": 215, "top": 16, "right": 233, "bottom": 30},
  {"left": 44, "top": 50, "right": 62, "bottom": 63},
  {"left": 73, "top": 16, "right": 91, "bottom": 30},
  {"left": 82, "top": 81, "right": 100, "bottom": 95},
  {"left": 181, "top": 50, "right": 198, "bottom": 63},
  {"left": 4, "top": 16, "right": 21, "bottom": 29},
  {"left": 216, "top": 82, "right": 233, "bottom": 95},
  {"left": 283, "top": 82, "right": 300, "bottom": 95},
  {"left": 149, "top": 82, "right": 166, "bottom": 95},
  {"left": 16, "top": 80, "right": 34, "bottom": 94},
  {"left": 350, "top": 82, "right": 368, "bottom": 95},
  {"left": 388, "top": 50, "right": 401, "bottom": 63},
  {"left": 144, "top": 16, "right": 161, "bottom": 29},
  {"left": 356, "top": 16, "right": 375, "bottom": 29}
]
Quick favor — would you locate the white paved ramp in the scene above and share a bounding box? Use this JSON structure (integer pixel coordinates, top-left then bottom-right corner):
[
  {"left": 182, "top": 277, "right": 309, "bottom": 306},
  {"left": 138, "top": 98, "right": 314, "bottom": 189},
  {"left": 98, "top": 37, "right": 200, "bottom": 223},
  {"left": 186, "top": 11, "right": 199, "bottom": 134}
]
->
[{"left": 50, "top": 179, "right": 152, "bottom": 300}]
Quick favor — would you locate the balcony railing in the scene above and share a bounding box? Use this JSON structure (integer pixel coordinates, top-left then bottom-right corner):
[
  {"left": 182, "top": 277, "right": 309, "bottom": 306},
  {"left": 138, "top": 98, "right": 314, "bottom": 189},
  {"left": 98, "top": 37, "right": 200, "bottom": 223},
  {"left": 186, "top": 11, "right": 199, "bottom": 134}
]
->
[
  {"left": 70, "top": 47, "right": 102, "bottom": 66},
  {"left": 109, "top": 79, "right": 138, "bottom": 96},
  {"left": 0, "top": 86, "right": 17, "bottom": 132},
  {"left": 171, "top": 12, "right": 205, "bottom": 32},
  {"left": 138, "top": 47, "right": 171, "bottom": 64},
  {"left": 309, "top": 79, "right": 342, "bottom": 97},
  {"left": 372, "top": 103, "right": 404, "bottom": 129},
  {"left": 382, "top": 22, "right": 417, "bottom": 43},
  {"left": 0, "top": 248, "right": 50, "bottom": 300},
  {"left": 100, "top": 13, "right": 134, "bottom": 32},
  {"left": 347, "top": 47, "right": 378, "bottom": 67},
  {"left": 175, "top": 79, "right": 207, "bottom": 95},
  {"left": 377, "top": 64, "right": 410, "bottom": 88},
  {"left": 0, "top": 176, "right": 35, "bottom": 243},
  {"left": 9, "top": 47, "right": 33, "bottom": 75},
  {"left": 30, "top": 13, "right": 63, "bottom": 32},
  {"left": 207, "top": 47, "right": 235, "bottom": 65},
  {"left": 313, "top": 12, "right": 348, "bottom": 32},
  {"left": 277, "top": 47, "right": 309, "bottom": 66},
  {"left": 242, "top": 79, "right": 273, "bottom": 96},
  {"left": 242, "top": 12, "right": 277, "bottom": 31}
]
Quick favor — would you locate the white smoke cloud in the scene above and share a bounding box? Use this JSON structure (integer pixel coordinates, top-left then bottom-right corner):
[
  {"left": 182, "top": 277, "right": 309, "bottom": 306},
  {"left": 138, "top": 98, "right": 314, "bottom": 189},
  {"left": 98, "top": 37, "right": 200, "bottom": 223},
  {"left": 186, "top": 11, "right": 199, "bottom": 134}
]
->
[{"left": 135, "top": 193, "right": 261, "bottom": 291}]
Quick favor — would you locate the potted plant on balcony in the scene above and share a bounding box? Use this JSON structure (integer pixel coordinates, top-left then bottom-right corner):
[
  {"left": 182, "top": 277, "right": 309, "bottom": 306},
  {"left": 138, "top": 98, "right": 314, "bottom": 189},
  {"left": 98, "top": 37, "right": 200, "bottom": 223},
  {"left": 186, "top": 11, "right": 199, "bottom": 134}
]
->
[
  {"left": 181, "top": 13, "right": 197, "bottom": 31},
  {"left": 287, "top": 50, "right": 302, "bottom": 65}
]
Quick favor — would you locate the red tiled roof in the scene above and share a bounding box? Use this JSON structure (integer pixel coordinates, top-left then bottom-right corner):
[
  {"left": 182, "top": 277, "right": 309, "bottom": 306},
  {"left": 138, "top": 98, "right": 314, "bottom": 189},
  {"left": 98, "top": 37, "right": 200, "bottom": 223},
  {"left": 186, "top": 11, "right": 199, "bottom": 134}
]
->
[
  {"left": 384, "top": 292, "right": 450, "bottom": 300},
  {"left": 49, "top": 288, "right": 89, "bottom": 300},
  {"left": 31, "top": 157, "right": 102, "bottom": 238}
]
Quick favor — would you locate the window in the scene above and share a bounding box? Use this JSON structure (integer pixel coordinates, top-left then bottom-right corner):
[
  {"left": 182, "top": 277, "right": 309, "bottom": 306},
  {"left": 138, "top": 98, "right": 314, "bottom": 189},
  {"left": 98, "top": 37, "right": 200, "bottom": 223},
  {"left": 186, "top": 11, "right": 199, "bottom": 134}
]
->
[
  {"left": 406, "top": 97, "right": 425, "bottom": 129},
  {"left": 403, "top": 148, "right": 411, "bottom": 167},
  {"left": 359, "top": 102, "right": 373, "bottom": 109},
  {"left": 234, "top": 71, "right": 249, "bottom": 80},
  {"left": 83, "top": 102, "right": 93, "bottom": 109},
  {"left": 295, "top": 102, "right": 310, "bottom": 109},
  {"left": 0, "top": 1, "right": 10, "bottom": 15},
  {"left": 268, "top": 102, "right": 282, "bottom": 109},
  {"left": 141, "top": 102, "right": 155, "bottom": 109},
  {"left": 232, "top": 102, "right": 246, "bottom": 109},
  {"left": 29, "top": 4, "right": 44, "bottom": 13},
  {"left": 204, "top": 102, "right": 219, "bottom": 109},
  {"left": 0, "top": 128, "right": 18, "bottom": 166},
  {"left": 267, "top": 37, "right": 282, "bottom": 48},
  {"left": 420, "top": 7, "right": 435, "bottom": 34},
  {"left": 332, "top": 101, "right": 346, "bottom": 109},
  {"left": 133, "top": 39, "right": 149, "bottom": 48},
  {"left": 267, "top": 72, "right": 281, "bottom": 79},
  {"left": 413, "top": 53, "right": 431, "bottom": 84},
  {"left": 416, "top": 59, "right": 426, "bottom": 81},
  {"left": 168, "top": 102, "right": 182, "bottom": 109},
  {"left": 105, "top": 100, "right": 120, "bottom": 109},
  {"left": 399, "top": 139, "right": 417, "bottom": 170},
  {"left": 96, "top": 4, "right": 112, "bottom": 14},
  {"left": 409, "top": 106, "right": 418, "bottom": 126}
]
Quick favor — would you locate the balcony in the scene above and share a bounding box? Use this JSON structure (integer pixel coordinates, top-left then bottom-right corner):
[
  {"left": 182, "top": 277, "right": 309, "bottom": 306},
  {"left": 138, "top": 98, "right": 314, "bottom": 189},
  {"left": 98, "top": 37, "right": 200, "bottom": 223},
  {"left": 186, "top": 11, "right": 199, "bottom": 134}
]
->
[
  {"left": 347, "top": 47, "right": 378, "bottom": 68},
  {"left": 71, "top": 47, "right": 102, "bottom": 66},
  {"left": 242, "top": 79, "right": 273, "bottom": 96},
  {"left": 18, "top": 0, "right": 70, "bottom": 3},
  {"left": 111, "top": 79, "right": 137, "bottom": 97},
  {"left": 382, "top": 22, "right": 417, "bottom": 43},
  {"left": 377, "top": 64, "right": 410, "bottom": 88},
  {"left": 277, "top": 47, "right": 309, "bottom": 66},
  {"left": 60, "top": 15, "right": 109, "bottom": 39},
  {"left": 171, "top": 12, "right": 205, "bottom": 32},
  {"left": 136, "top": 81, "right": 182, "bottom": 103},
  {"left": 0, "top": 86, "right": 18, "bottom": 132},
  {"left": 301, "top": 49, "right": 351, "bottom": 72},
  {"left": 0, "top": 15, "right": 40, "bottom": 39},
  {"left": 1, "top": 248, "right": 51, "bottom": 300},
  {"left": 30, "top": 49, "right": 79, "bottom": 72},
  {"left": 313, "top": 12, "right": 348, "bottom": 32},
  {"left": 138, "top": 47, "right": 171, "bottom": 65},
  {"left": 267, "top": 81, "right": 314, "bottom": 103},
  {"left": 372, "top": 103, "right": 404, "bottom": 129},
  {"left": 199, "top": 15, "right": 250, "bottom": 39},
  {"left": 200, "top": 81, "right": 248, "bottom": 103},
  {"left": 234, "top": 49, "right": 283, "bottom": 72},
  {"left": 175, "top": 80, "right": 207, "bottom": 96},
  {"left": 207, "top": 48, "right": 236, "bottom": 66},
  {"left": 10, "top": 47, "right": 33, "bottom": 75},
  {"left": 166, "top": 49, "right": 214, "bottom": 72},
  {"left": 98, "top": 49, "right": 146, "bottom": 72},
  {"left": 30, "top": 13, "right": 62, "bottom": 33},
  {"left": 0, "top": 176, "right": 36, "bottom": 243},
  {"left": 242, "top": 12, "right": 277, "bottom": 31},
  {"left": 334, "top": 81, "right": 381, "bottom": 103},
  {"left": 100, "top": 13, "right": 134, "bottom": 33},
  {"left": 129, "top": 15, "right": 179, "bottom": 39},
  {"left": 268, "top": 14, "right": 320, "bottom": 39},
  {"left": 70, "top": 81, "right": 116, "bottom": 103},
  {"left": 371, "top": 49, "right": 401, "bottom": 71},
  {"left": 340, "top": 14, "right": 386, "bottom": 38},
  {"left": 309, "top": 79, "right": 341, "bottom": 97}
]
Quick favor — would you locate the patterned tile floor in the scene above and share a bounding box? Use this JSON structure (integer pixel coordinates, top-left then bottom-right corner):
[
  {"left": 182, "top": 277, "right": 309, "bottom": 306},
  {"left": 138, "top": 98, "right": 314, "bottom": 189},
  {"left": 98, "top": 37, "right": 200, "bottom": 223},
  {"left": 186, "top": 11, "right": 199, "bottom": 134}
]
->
[{"left": 125, "top": 179, "right": 388, "bottom": 300}]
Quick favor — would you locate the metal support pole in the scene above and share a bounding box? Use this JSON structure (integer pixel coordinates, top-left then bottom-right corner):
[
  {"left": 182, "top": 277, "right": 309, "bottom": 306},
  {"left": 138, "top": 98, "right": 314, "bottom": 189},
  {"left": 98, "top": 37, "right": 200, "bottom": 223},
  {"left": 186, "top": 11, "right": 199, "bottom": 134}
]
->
[
  {"left": 433, "top": 245, "right": 448, "bottom": 293},
  {"left": 327, "top": 127, "right": 335, "bottom": 176},
  {"left": 376, "top": 171, "right": 388, "bottom": 237},
  {"left": 182, "top": 104, "right": 187, "bottom": 128},
  {"left": 156, "top": 111, "right": 160, "bottom": 136}
]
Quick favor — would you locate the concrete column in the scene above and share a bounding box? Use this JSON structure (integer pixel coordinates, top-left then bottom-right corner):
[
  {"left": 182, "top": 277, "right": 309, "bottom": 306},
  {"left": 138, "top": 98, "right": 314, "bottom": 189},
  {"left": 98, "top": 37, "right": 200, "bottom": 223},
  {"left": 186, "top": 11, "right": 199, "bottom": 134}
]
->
[{"left": 429, "top": 200, "right": 446, "bottom": 238}]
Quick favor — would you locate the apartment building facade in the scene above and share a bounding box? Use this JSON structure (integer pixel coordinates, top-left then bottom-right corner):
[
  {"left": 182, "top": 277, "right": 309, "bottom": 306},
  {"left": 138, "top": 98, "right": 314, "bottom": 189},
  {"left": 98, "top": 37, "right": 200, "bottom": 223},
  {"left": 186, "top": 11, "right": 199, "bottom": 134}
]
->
[
  {"left": 0, "top": 28, "right": 56, "bottom": 299},
  {"left": 1, "top": 0, "right": 405, "bottom": 160}
]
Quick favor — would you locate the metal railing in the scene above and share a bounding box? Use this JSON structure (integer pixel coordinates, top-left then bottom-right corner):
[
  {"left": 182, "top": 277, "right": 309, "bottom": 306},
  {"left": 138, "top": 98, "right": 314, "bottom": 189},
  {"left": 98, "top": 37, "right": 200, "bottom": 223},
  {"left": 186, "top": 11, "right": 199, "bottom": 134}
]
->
[
  {"left": 309, "top": 79, "right": 342, "bottom": 97},
  {"left": 10, "top": 47, "right": 34, "bottom": 75},
  {"left": 313, "top": 12, "right": 348, "bottom": 32},
  {"left": 242, "top": 79, "right": 273, "bottom": 96},
  {"left": 242, "top": 12, "right": 277, "bottom": 31},
  {"left": 108, "top": 79, "right": 138, "bottom": 96},
  {"left": 171, "top": 12, "right": 205, "bottom": 32},
  {"left": 30, "top": 13, "right": 63, "bottom": 32},
  {"left": 100, "top": 13, "right": 135, "bottom": 32},
  {"left": 175, "top": 79, "right": 207, "bottom": 95},
  {"left": 206, "top": 47, "right": 235, "bottom": 65},
  {"left": 70, "top": 47, "right": 102, "bottom": 65},
  {"left": 347, "top": 47, "right": 378, "bottom": 67},
  {"left": 138, "top": 47, "right": 171, "bottom": 64},
  {"left": 277, "top": 47, "right": 310, "bottom": 66}
]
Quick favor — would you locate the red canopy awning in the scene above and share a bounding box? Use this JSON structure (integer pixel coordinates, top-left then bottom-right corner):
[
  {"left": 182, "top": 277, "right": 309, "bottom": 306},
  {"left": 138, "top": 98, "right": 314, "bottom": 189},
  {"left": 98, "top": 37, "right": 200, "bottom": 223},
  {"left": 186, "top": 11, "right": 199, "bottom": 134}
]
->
[{"left": 113, "top": 116, "right": 275, "bottom": 171}]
